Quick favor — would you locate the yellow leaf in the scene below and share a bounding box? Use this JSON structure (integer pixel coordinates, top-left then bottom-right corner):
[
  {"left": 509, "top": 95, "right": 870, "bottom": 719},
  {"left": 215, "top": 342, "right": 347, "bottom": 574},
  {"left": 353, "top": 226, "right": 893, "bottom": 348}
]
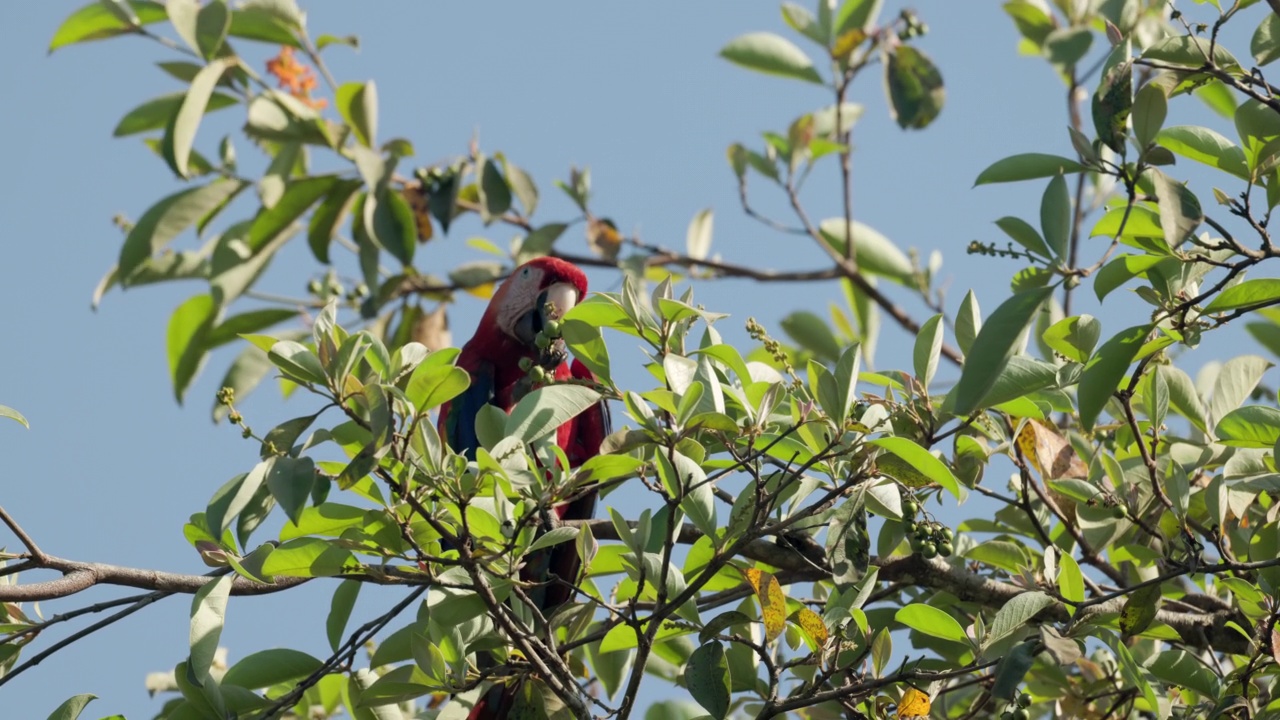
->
[
  {"left": 742, "top": 568, "right": 787, "bottom": 643},
  {"left": 832, "top": 29, "right": 867, "bottom": 58},
  {"left": 897, "top": 687, "right": 931, "bottom": 719},
  {"left": 791, "top": 607, "right": 828, "bottom": 648},
  {"left": 464, "top": 282, "right": 495, "bottom": 299},
  {"left": 1016, "top": 419, "right": 1086, "bottom": 481}
]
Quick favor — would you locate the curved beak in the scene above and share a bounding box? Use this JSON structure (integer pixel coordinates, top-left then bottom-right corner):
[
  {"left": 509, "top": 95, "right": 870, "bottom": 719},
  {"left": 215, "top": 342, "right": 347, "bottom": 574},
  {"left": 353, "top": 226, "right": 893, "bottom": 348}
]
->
[{"left": 512, "top": 282, "right": 579, "bottom": 348}]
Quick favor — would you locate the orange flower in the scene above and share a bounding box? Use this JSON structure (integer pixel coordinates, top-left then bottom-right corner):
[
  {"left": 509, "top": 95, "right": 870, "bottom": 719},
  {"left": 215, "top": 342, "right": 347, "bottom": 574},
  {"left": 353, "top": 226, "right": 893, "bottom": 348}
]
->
[{"left": 265, "top": 46, "right": 327, "bottom": 110}]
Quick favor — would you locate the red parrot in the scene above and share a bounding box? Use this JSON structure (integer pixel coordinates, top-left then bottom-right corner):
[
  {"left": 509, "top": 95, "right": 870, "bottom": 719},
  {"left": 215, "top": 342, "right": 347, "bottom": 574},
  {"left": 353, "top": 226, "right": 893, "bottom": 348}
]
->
[{"left": 437, "top": 256, "right": 609, "bottom": 719}]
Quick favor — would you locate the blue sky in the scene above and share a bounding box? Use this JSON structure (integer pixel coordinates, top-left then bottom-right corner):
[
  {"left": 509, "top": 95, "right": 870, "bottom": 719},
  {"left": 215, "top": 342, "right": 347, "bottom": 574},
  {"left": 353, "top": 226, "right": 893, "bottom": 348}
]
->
[{"left": 0, "top": 2, "right": 1270, "bottom": 718}]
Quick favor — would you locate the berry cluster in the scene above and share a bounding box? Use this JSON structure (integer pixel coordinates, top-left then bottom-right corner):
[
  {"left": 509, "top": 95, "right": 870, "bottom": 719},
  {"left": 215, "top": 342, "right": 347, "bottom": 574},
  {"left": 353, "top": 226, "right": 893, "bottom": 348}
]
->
[
  {"left": 518, "top": 313, "right": 563, "bottom": 383},
  {"left": 902, "top": 496, "right": 953, "bottom": 559}
]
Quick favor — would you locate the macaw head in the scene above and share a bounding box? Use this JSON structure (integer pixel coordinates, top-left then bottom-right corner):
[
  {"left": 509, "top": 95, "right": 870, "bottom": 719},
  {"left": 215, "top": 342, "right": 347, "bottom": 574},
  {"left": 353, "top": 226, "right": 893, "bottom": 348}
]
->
[{"left": 481, "top": 257, "right": 587, "bottom": 365}]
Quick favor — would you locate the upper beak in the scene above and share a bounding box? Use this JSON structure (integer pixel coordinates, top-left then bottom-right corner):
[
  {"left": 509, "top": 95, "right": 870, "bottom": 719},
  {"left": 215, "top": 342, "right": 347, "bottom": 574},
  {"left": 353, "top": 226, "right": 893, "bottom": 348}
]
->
[{"left": 512, "top": 282, "right": 578, "bottom": 348}]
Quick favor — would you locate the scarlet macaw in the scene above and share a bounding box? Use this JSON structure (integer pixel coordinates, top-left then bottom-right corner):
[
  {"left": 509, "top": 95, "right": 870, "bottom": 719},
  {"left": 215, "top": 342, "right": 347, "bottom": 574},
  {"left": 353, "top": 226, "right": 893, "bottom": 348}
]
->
[{"left": 438, "top": 256, "right": 609, "bottom": 718}]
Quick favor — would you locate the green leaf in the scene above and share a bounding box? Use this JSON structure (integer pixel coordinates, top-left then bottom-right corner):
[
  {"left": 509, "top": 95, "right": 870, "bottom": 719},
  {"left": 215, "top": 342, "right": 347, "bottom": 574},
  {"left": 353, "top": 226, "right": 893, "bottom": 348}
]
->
[
  {"left": 780, "top": 310, "right": 841, "bottom": 363},
  {"left": 955, "top": 290, "right": 981, "bottom": 355},
  {"left": 223, "top": 649, "right": 322, "bottom": 689},
  {"left": 307, "top": 180, "right": 362, "bottom": 264},
  {"left": 685, "top": 642, "right": 731, "bottom": 720},
  {"left": 1148, "top": 168, "right": 1202, "bottom": 249},
  {"left": 266, "top": 456, "right": 315, "bottom": 525},
  {"left": 975, "top": 153, "right": 1085, "bottom": 185},
  {"left": 45, "top": 694, "right": 97, "bottom": 720},
  {"left": 818, "top": 219, "right": 913, "bottom": 282},
  {"left": 1040, "top": 174, "right": 1070, "bottom": 259},
  {"left": 336, "top": 80, "right": 378, "bottom": 147},
  {"left": 686, "top": 208, "right": 714, "bottom": 261},
  {"left": 835, "top": 0, "right": 882, "bottom": 34},
  {"left": 260, "top": 537, "right": 356, "bottom": 577},
  {"left": 562, "top": 319, "right": 612, "bottom": 384},
  {"left": 326, "top": 579, "right": 360, "bottom": 652},
  {"left": 895, "top": 603, "right": 967, "bottom": 643},
  {"left": 504, "top": 385, "right": 603, "bottom": 444},
  {"left": 1253, "top": 13, "right": 1280, "bottom": 66},
  {"left": 1092, "top": 58, "right": 1131, "bottom": 153},
  {"left": 1209, "top": 355, "right": 1272, "bottom": 426},
  {"left": 1093, "top": 254, "right": 1165, "bottom": 302},
  {"left": 49, "top": 1, "right": 167, "bottom": 52},
  {"left": 479, "top": 159, "right": 512, "bottom": 223},
  {"left": 1142, "top": 34, "right": 1240, "bottom": 71},
  {"left": 168, "top": 293, "right": 218, "bottom": 404},
  {"left": 119, "top": 179, "right": 248, "bottom": 282},
  {"left": 1042, "top": 314, "right": 1101, "bottom": 363},
  {"left": 884, "top": 45, "right": 945, "bottom": 130},
  {"left": 248, "top": 175, "right": 342, "bottom": 251},
  {"left": 405, "top": 364, "right": 469, "bottom": 413},
  {"left": 0, "top": 405, "right": 29, "bottom": 429},
  {"left": 1120, "top": 582, "right": 1161, "bottom": 637},
  {"left": 995, "top": 216, "right": 1052, "bottom": 259},
  {"left": 166, "top": 57, "right": 232, "bottom": 178},
  {"left": 1215, "top": 405, "right": 1280, "bottom": 447},
  {"left": 984, "top": 591, "right": 1052, "bottom": 650},
  {"left": 228, "top": 6, "right": 302, "bottom": 47},
  {"left": 193, "top": 0, "right": 230, "bottom": 59},
  {"left": 189, "top": 575, "right": 233, "bottom": 679},
  {"left": 719, "top": 32, "right": 823, "bottom": 84},
  {"left": 1204, "top": 278, "right": 1280, "bottom": 313},
  {"left": 501, "top": 157, "right": 538, "bottom": 216},
  {"left": 1155, "top": 125, "right": 1250, "bottom": 180},
  {"left": 268, "top": 340, "right": 326, "bottom": 385},
  {"left": 1133, "top": 82, "right": 1168, "bottom": 149},
  {"left": 870, "top": 437, "right": 963, "bottom": 500},
  {"left": 1078, "top": 324, "right": 1150, "bottom": 431},
  {"left": 527, "top": 526, "right": 580, "bottom": 553},
  {"left": 1058, "top": 554, "right": 1084, "bottom": 606},
  {"left": 952, "top": 285, "right": 1055, "bottom": 414},
  {"left": 913, "top": 314, "right": 944, "bottom": 387},
  {"left": 1043, "top": 25, "right": 1091, "bottom": 66},
  {"left": 113, "top": 91, "right": 237, "bottom": 137}
]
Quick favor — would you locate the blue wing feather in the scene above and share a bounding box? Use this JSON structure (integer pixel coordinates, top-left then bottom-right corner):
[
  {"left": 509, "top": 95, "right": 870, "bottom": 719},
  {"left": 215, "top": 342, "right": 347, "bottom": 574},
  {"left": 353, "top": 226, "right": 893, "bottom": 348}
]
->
[{"left": 443, "top": 361, "right": 495, "bottom": 460}]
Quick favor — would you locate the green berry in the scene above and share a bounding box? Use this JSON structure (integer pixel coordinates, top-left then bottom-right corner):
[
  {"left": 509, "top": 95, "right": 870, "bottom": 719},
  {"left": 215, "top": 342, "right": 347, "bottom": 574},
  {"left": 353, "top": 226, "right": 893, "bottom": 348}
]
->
[
  {"left": 938, "top": 541, "right": 953, "bottom": 558},
  {"left": 543, "top": 319, "right": 562, "bottom": 337},
  {"left": 1017, "top": 693, "right": 1032, "bottom": 708},
  {"left": 529, "top": 366, "right": 547, "bottom": 383},
  {"left": 921, "top": 542, "right": 938, "bottom": 559},
  {"left": 903, "top": 519, "right": 917, "bottom": 534},
  {"left": 307, "top": 279, "right": 322, "bottom": 295},
  {"left": 1012, "top": 709, "right": 1029, "bottom": 720},
  {"left": 534, "top": 332, "right": 552, "bottom": 350},
  {"left": 518, "top": 357, "right": 534, "bottom": 372},
  {"left": 940, "top": 527, "right": 954, "bottom": 541},
  {"left": 1110, "top": 504, "right": 1126, "bottom": 519}
]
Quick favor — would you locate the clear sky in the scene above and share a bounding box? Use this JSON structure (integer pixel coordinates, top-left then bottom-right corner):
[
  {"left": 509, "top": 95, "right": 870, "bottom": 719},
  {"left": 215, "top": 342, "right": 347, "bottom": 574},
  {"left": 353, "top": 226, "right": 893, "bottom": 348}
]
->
[{"left": 0, "top": 2, "right": 1269, "bottom": 718}]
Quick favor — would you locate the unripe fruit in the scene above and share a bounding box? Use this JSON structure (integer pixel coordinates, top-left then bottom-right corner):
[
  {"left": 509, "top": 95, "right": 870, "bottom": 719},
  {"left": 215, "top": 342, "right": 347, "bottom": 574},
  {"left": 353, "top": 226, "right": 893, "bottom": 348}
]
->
[
  {"left": 534, "top": 332, "right": 552, "bottom": 350},
  {"left": 543, "top": 319, "right": 562, "bottom": 337},
  {"left": 1012, "top": 709, "right": 1029, "bottom": 720},
  {"left": 921, "top": 542, "right": 938, "bottom": 559},
  {"left": 518, "top": 357, "right": 534, "bottom": 372},
  {"left": 1017, "top": 693, "right": 1032, "bottom": 708},
  {"left": 938, "top": 541, "right": 953, "bottom": 558}
]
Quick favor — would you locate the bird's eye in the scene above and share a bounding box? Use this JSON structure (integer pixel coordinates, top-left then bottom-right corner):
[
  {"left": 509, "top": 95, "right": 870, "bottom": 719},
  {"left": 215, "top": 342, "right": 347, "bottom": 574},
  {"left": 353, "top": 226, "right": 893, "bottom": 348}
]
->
[{"left": 521, "top": 268, "right": 530, "bottom": 277}]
